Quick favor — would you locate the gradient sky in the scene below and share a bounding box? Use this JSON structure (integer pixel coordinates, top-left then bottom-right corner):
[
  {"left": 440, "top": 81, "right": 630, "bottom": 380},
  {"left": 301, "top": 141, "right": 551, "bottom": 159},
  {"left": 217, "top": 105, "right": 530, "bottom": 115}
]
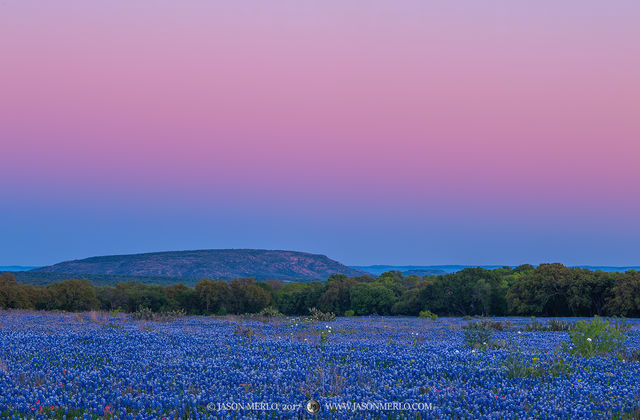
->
[{"left": 1, "top": 0, "right": 639, "bottom": 267}]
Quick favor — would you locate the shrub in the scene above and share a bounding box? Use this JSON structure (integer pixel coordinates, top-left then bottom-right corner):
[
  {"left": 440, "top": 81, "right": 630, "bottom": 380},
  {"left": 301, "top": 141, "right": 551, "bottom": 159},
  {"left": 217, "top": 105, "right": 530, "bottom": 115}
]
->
[
  {"left": 258, "top": 306, "right": 284, "bottom": 318},
  {"left": 319, "top": 328, "right": 331, "bottom": 348},
  {"left": 504, "top": 355, "right": 572, "bottom": 379},
  {"left": 488, "top": 339, "right": 510, "bottom": 350},
  {"left": 524, "top": 317, "right": 573, "bottom": 332},
  {"left": 626, "top": 349, "right": 640, "bottom": 362},
  {"left": 468, "top": 319, "right": 510, "bottom": 331},
  {"left": 419, "top": 310, "right": 438, "bottom": 320},
  {"left": 462, "top": 320, "right": 514, "bottom": 349},
  {"left": 611, "top": 317, "right": 633, "bottom": 333},
  {"left": 158, "top": 309, "right": 186, "bottom": 321},
  {"left": 463, "top": 322, "right": 493, "bottom": 350},
  {"left": 234, "top": 325, "right": 256, "bottom": 340},
  {"left": 563, "top": 317, "right": 627, "bottom": 358},
  {"left": 130, "top": 306, "right": 186, "bottom": 322},
  {"left": 524, "top": 317, "right": 545, "bottom": 332},
  {"left": 131, "top": 305, "right": 154, "bottom": 321},
  {"left": 548, "top": 319, "right": 573, "bottom": 331},
  {"left": 344, "top": 310, "right": 355, "bottom": 317},
  {"left": 308, "top": 307, "right": 336, "bottom": 322}
]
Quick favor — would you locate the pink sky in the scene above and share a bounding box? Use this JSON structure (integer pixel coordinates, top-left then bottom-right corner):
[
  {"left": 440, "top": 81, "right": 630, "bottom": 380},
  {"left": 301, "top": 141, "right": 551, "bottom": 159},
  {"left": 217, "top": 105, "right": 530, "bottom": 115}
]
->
[{"left": 1, "top": 1, "right": 639, "bottom": 265}]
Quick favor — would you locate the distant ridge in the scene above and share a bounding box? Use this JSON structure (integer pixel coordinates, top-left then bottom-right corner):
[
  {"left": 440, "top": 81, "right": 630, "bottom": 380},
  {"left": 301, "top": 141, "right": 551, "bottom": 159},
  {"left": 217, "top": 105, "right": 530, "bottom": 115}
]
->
[
  {"left": 349, "top": 265, "right": 448, "bottom": 276},
  {"left": 0, "top": 266, "right": 39, "bottom": 272},
  {"left": 32, "top": 249, "right": 368, "bottom": 281},
  {"left": 351, "top": 265, "right": 640, "bottom": 275}
]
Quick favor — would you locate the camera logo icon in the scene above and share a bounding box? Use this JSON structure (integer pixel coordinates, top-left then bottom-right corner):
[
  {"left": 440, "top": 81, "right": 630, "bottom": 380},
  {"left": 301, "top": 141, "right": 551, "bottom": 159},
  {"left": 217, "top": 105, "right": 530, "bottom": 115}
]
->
[{"left": 306, "top": 400, "right": 321, "bottom": 414}]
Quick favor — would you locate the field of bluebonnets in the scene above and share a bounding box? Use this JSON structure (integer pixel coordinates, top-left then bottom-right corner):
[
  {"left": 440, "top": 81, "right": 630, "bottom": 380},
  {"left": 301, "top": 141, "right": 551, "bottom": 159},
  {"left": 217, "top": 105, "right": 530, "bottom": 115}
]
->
[{"left": 0, "top": 310, "right": 639, "bottom": 419}]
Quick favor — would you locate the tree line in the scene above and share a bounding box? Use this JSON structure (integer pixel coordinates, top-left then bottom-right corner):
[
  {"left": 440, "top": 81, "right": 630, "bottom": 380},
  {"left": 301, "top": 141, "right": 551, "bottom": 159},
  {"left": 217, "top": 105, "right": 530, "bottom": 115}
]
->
[{"left": 1, "top": 264, "right": 639, "bottom": 317}]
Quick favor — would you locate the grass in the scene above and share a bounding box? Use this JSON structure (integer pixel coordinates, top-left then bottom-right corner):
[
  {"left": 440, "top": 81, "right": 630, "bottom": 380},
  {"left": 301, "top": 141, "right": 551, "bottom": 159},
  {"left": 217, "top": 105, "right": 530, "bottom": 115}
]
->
[
  {"left": 563, "top": 317, "right": 627, "bottom": 358},
  {"left": 503, "top": 354, "right": 572, "bottom": 380},
  {"left": 524, "top": 318, "right": 574, "bottom": 332}
]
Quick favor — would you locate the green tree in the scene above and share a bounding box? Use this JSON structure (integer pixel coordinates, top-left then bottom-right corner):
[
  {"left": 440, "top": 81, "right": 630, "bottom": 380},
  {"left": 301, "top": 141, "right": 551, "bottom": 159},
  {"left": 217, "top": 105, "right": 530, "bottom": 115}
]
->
[
  {"left": 228, "top": 278, "right": 270, "bottom": 314},
  {"left": 606, "top": 271, "right": 640, "bottom": 317},
  {"left": 391, "top": 288, "right": 423, "bottom": 315},
  {"left": 317, "top": 275, "right": 358, "bottom": 315},
  {"left": 47, "top": 279, "right": 99, "bottom": 311},
  {"left": 350, "top": 283, "right": 395, "bottom": 315},
  {"left": 0, "top": 272, "right": 31, "bottom": 309},
  {"left": 165, "top": 283, "right": 199, "bottom": 313},
  {"left": 507, "top": 264, "right": 572, "bottom": 316},
  {"left": 275, "top": 282, "right": 322, "bottom": 315},
  {"left": 195, "top": 279, "right": 230, "bottom": 314}
]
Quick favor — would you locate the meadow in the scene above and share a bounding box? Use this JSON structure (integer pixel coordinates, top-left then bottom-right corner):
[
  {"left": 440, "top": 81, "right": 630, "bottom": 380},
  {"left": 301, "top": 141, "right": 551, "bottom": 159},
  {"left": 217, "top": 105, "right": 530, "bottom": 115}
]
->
[{"left": 0, "top": 311, "right": 639, "bottom": 419}]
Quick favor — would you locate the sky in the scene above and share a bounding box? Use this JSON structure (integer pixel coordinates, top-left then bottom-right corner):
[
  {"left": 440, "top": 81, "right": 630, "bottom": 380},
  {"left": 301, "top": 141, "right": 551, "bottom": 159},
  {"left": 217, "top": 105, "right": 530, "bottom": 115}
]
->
[{"left": 1, "top": 0, "right": 639, "bottom": 267}]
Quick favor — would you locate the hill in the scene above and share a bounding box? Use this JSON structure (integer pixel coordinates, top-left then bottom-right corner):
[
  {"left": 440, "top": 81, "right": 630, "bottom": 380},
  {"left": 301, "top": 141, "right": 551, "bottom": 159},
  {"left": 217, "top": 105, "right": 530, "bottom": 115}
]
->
[
  {"left": 0, "top": 266, "right": 39, "bottom": 272},
  {"left": 350, "top": 264, "right": 640, "bottom": 275},
  {"left": 350, "top": 265, "right": 454, "bottom": 275},
  {"left": 400, "top": 269, "right": 447, "bottom": 277},
  {"left": 31, "top": 249, "right": 368, "bottom": 282}
]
